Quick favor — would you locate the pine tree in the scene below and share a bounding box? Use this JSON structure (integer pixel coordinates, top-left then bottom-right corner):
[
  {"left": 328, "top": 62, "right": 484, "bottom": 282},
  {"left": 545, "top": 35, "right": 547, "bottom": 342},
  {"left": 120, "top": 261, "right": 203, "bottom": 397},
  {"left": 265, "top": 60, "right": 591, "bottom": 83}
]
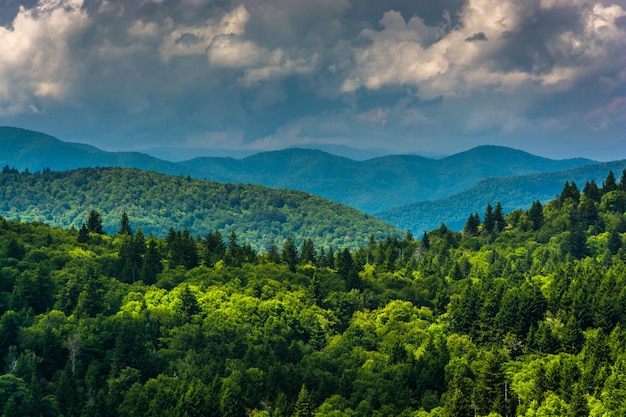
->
[
  {"left": 608, "top": 230, "right": 623, "bottom": 255},
  {"left": 421, "top": 231, "right": 430, "bottom": 249},
  {"left": 118, "top": 211, "right": 132, "bottom": 235},
  {"left": 266, "top": 240, "right": 281, "bottom": 264},
  {"left": 528, "top": 200, "right": 544, "bottom": 231},
  {"left": 463, "top": 213, "right": 480, "bottom": 236},
  {"left": 560, "top": 181, "right": 580, "bottom": 203},
  {"left": 86, "top": 210, "right": 105, "bottom": 234},
  {"left": 77, "top": 223, "right": 90, "bottom": 243},
  {"left": 493, "top": 202, "right": 505, "bottom": 232},
  {"left": 142, "top": 237, "right": 162, "bottom": 285},
  {"left": 204, "top": 230, "right": 225, "bottom": 266},
  {"left": 293, "top": 385, "right": 313, "bottom": 417},
  {"left": 300, "top": 238, "right": 317, "bottom": 265},
  {"left": 179, "top": 285, "right": 201, "bottom": 318},
  {"left": 602, "top": 170, "right": 617, "bottom": 194},
  {"left": 282, "top": 237, "right": 299, "bottom": 272},
  {"left": 483, "top": 204, "right": 495, "bottom": 233},
  {"left": 583, "top": 180, "right": 601, "bottom": 202},
  {"left": 619, "top": 169, "right": 626, "bottom": 191}
]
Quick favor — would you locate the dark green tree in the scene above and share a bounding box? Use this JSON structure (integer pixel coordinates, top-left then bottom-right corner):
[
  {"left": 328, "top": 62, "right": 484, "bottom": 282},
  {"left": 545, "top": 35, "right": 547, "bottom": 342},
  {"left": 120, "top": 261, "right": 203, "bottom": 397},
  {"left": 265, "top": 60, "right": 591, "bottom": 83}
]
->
[
  {"left": 204, "top": 230, "right": 225, "bottom": 267},
  {"left": 602, "top": 170, "right": 618, "bottom": 194},
  {"left": 560, "top": 181, "right": 580, "bottom": 204},
  {"left": 619, "top": 169, "right": 626, "bottom": 191},
  {"left": 266, "top": 240, "right": 282, "bottom": 264},
  {"left": 86, "top": 210, "right": 105, "bottom": 234},
  {"left": 483, "top": 204, "right": 495, "bottom": 234},
  {"left": 220, "top": 378, "right": 245, "bottom": 417},
  {"left": 608, "top": 230, "right": 623, "bottom": 255},
  {"left": 528, "top": 200, "right": 544, "bottom": 231},
  {"left": 77, "top": 223, "right": 90, "bottom": 243},
  {"left": 300, "top": 238, "right": 317, "bottom": 265},
  {"left": 493, "top": 202, "right": 505, "bottom": 232},
  {"left": 583, "top": 180, "right": 601, "bottom": 202},
  {"left": 142, "top": 237, "right": 162, "bottom": 284},
  {"left": 282, "top": 237, "right": 299, "bottom": 272},
  {"left": 293, "top": 385, "right": 313, "bottom": 417},
  {"left": 179, "top": 285, "right": 201, "bottom": 319},
  {"left": 118, "top": 211, "right": 132, "bottom": 235},
  {"left": 463, "top": 213, "right": 480, "bottom": 236}
]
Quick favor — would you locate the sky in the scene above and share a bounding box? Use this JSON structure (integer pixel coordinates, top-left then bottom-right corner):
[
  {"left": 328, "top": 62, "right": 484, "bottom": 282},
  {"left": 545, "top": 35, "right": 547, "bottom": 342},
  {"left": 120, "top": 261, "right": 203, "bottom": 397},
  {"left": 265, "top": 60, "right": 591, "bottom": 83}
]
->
[{"left": 0, "top": 0, "right": 625, "bottom": 161}]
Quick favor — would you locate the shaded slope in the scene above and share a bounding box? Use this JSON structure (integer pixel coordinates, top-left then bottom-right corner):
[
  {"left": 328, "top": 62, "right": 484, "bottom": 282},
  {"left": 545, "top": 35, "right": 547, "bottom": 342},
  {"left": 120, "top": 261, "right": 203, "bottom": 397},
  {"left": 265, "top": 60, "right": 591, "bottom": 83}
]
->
[
  {"left": 379, "top": 160, "right": 626, "bottom": 233},
  {"left": 0, "top": 126, "right": 189, "bottom": 176},
  {"left": 183, "top": 145, "right": 596, "bottom": 213}
]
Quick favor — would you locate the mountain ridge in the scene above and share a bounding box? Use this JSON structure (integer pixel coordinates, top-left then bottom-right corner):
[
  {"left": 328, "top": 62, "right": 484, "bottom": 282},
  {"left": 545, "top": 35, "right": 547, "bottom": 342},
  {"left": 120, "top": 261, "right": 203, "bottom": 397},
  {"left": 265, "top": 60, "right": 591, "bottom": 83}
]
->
[
  {"left": 0, "top": 126, "right": 600, "bottom": 216},
  {"left": 0, "top": 166, "right": 400, "bottom": 250},
  {"left": 379, "top": 160, "right": 626, "bottom": 233}
]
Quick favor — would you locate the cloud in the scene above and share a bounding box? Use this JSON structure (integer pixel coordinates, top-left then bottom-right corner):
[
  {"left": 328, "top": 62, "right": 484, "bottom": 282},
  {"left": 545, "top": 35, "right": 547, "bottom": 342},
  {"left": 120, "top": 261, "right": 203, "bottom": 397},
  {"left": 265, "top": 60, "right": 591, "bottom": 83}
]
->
[
  {"left": 0, "top": 0, "right": 89, "bottom": 115},
  {"left": 159, "top": 5, "right": 249, "bottom": 61},
  {"left": 0, "top": 0, "right": 625, "bottom": 161}
]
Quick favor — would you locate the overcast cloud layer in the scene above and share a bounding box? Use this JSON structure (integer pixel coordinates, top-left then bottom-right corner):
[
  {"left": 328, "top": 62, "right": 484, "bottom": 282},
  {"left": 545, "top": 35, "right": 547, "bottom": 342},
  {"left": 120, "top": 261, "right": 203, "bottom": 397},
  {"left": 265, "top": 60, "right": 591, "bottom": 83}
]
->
[{"left": 1, "top": 0, "right": 625, "bottom": 160}]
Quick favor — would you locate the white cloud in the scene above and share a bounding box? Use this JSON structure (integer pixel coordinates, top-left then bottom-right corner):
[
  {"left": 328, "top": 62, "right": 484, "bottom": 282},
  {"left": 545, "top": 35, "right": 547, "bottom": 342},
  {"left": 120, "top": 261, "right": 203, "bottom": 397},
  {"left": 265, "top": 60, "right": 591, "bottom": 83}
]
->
[
  {"left": 0, "top": 0, "right": 89, "bottom": 115},
  {"left": 159, "top": 5, "right": 249, "bottom": 62}
]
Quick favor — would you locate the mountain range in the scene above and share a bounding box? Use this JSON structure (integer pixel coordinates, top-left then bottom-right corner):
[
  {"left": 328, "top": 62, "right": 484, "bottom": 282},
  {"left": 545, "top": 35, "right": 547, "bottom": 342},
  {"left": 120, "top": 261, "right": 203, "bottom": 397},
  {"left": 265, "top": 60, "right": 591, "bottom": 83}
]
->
[{"left": 3, "top": 126, "right": 623, "bottom": 233}]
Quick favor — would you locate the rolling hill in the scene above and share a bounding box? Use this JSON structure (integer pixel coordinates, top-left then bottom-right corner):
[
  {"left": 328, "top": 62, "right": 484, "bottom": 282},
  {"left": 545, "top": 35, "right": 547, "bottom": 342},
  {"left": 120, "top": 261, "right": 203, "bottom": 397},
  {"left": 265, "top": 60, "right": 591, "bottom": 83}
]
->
[
  {"left": 0, "top": 167, "right": 400, "bottom": 250},
  {"left": 379, "top": 160, "right": 626, "bottom": 233},
  {"left": 1, "top": 127, "right": 597, "bottom": 214}
]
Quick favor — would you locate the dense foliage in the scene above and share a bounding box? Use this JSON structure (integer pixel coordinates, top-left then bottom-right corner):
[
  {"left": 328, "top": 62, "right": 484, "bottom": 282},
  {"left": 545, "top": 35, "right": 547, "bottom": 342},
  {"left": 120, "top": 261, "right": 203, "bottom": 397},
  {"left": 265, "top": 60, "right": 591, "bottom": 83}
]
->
[
  {"left": 1, "top": 170, "right": 626, "bottom": 416},
  {"left": 0, "top": 167, "right": 398, "bottom": 250}
]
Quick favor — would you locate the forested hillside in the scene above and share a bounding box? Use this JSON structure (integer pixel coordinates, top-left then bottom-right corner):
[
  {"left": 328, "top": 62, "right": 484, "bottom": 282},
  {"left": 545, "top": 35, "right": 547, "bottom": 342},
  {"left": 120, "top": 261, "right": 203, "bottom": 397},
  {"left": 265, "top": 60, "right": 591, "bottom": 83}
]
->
[
  {"left": 1, "top": 170, "right": 626, "bottom": 416},
  {"left": 380, "top": 161, "right": 626, "bottom": 233},
  {"left": 0, "top": 167, "right": 398, "bottom": 250}
]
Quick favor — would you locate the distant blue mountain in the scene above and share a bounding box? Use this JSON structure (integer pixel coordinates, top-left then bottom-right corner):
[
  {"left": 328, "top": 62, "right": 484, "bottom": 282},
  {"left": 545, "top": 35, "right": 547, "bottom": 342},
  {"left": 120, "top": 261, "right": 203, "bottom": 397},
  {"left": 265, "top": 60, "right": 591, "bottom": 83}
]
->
[
  {"left": 378, "top": 160, "right": 626, "bottom": 233},
  {"left": 0, "top": 126, "right": 601, "bottom": 223}
]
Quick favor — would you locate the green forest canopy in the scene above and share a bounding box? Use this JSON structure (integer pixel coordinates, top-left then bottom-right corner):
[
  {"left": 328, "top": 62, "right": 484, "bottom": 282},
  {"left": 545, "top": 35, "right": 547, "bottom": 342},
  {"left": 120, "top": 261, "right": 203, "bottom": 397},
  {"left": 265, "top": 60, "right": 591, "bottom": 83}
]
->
[
  {"left": 0, "top": 166, "right": 399, "bottom": 251},
  {"left": 0, "top": 170, "right": 626, "bottom": 416}
]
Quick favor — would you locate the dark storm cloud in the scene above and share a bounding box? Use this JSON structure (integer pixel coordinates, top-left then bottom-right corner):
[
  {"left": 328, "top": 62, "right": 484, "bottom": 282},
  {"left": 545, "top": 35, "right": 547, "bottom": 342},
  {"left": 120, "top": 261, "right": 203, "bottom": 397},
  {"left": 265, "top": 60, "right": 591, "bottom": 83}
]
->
[{"left": 0, "top": 0, "right": 625, "bottom": 160}]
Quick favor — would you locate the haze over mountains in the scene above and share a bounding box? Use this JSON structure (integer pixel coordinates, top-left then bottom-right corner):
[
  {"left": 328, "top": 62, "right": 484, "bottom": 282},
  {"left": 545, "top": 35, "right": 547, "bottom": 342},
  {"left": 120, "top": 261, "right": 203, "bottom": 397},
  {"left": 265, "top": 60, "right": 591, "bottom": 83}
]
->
[{"left": 2, "top": 126, "right": 623, "bottom": 233}]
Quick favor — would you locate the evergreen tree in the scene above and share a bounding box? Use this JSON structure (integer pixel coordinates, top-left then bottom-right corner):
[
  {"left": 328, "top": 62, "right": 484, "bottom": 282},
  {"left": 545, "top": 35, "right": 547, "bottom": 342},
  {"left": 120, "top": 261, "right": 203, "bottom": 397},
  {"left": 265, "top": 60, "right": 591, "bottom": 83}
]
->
[
  {"left": 282, "top": 237, "right": 299, "bottom": 272},
  {"left": 204, "top": 230, "right": 225, "bottom": 267},
  {"left": 493, "top": 202, "right": 505, "bottom": 232},
  {"left": 266, "top": 240, "right": 281, "bottom": 264},
  {"left": 608, "top": 230, "right": 623, "bottom": 255},
  {"left": 142, "top": 237, "right": 162, "bottom": 285},
  {"left": 528, "top": 200, "right": 544, "bottom": 231},
  {"left": 220, "top": 378, "right": 245, "bottom": 417},
  {"left": 86, "top": 210, "right": 105, "bottom": 234},
  {"left": 619, "top": 169, "right": 626, "bottom": 191},
  {"left": 293, "top": 385, "right": 313, "bottom": 417},
  {"left": 560, "top": 181, "right": 580, "bottom": 203},
  {"left": 179, "top": 285, "right": 201, "bottom": 318},
  {"left": 483, "top": 204, "right": 495, "bottom": 234},
  {"left": 602, "top": 170, "right": 617, "bottom": 194},
  {"left": 463, "top": 213, "right": 480, "bottom": 236},
  {"left": 300, "top": 238, "right": 317, "bottom": 265},
  {"left": 118, "top": 211, "right": 132, "bottom": 235},
  {"left": 310, "top": 272, "right": 322, "bottom": 307},
  {"left": 180, "top": 228, "right": 199, "bottom": 270},
  {"left": 583, "top": 180, "right": 601, "bottom": 202},
  {"left": 77, "top": 223, "right": 90, "bottom": 243}
]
